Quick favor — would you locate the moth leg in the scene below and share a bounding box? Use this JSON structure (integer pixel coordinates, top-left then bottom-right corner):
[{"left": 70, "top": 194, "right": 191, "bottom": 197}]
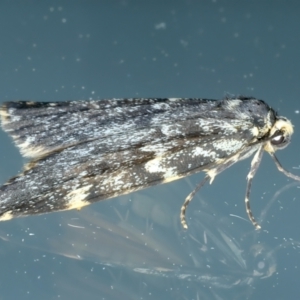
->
[
  {"left": 269, "top": 152, "right": 300, "bottom": 181},
  {"left": 245, "top": 146, "right": 264, "bottom": 230},
  {"left": 180, "top": 175, "right": 210, "bottom": 229},
  {"left": 180, "top": 152, "right": 247, "bottom": 229}
]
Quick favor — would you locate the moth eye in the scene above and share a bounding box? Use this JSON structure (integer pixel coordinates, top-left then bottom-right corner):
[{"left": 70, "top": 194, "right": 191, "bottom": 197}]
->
[{"left": 271, "top": 132, "right": 286, "bottom": 145}]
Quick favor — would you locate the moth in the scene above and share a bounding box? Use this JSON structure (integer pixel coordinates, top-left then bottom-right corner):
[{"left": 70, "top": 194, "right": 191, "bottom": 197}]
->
[{"left": 0, "top": 97, "right": 299, "bottom": 230}]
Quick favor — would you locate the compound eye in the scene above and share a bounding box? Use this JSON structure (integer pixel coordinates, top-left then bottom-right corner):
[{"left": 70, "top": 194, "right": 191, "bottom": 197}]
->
[{"left": 271, "top": 131, "right": 286, "bottom": 146}]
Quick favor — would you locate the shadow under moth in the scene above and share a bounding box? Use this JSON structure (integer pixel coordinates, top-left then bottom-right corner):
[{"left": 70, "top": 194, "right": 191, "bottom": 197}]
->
[{"left": 0, "top": 97, "right": 299, "bottom": 230}]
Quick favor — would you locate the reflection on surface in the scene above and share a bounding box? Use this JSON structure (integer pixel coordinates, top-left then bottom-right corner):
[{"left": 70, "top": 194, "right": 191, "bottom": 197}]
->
[{"left": 0, "top": 182, "right": 300, "bottom": 299}]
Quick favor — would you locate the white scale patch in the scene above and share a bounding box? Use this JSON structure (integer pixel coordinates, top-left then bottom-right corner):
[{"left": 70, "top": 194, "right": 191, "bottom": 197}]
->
[
  {"left": 212, "top": 139, "right": 244, "bottom": 153},
  {"left": 0, "top": 211, "right": 13, "bottom": 221},
  {"left": 161, "top": 124, "right": 182, "bottom": 136},
  {"left": 152, "top": 103, "right": 170, "bottom": 110},
  {"left": 101, "top": 171, "right": 127, "bottom": 190},
  {"left": 65, "top": 184, "right": 93, "bottom": 210},
  {"left": 145, "top": 159, "right": 165, "bottom": 173},
  {"left": 192, "top": 147, "right": 217, "bottom": 159},
  {"left": 18, "top": 139, "right": 48, "bottom": 158},
  {"left": 145, "top": 158, "right": 178, "bottom": 179}
]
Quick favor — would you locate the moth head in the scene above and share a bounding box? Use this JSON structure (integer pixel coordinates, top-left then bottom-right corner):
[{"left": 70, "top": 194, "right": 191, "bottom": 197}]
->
[{"left": 264, "top": 117, "right": 293, "bottom": 153}]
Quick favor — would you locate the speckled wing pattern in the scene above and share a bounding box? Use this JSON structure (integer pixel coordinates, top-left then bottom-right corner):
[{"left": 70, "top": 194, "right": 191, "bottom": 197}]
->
[{"left": 0, "top": 98, "right": 279, "bottom": 222}]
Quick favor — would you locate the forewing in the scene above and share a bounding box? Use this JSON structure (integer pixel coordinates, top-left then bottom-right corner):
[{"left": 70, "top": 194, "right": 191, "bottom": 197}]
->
[
  {"left": 0, "top": 99, "right": 220, "bottom": 157},
  {"left": 0, "top": 98, "right": 259, "bottom": 220},
  {"left": 0, "top": 98, "right": 263, "bottom": 157}
]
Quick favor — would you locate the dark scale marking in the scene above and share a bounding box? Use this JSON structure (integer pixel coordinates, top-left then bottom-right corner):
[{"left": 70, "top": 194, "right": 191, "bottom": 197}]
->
[{"left": 0, "top": 97, "right": 299, "bottom": 230}]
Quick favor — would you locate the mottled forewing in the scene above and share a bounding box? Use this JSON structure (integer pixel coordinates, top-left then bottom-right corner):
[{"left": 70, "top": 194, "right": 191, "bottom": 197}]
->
[
  {"left": 0, "top": 98, "right": 264, "bottom": 220},
  {"left": 0, "top": 98, "right": 268, "bottom": 157},
  {"left": 0, "top": 98, "right": 220, "bottom": 157}
]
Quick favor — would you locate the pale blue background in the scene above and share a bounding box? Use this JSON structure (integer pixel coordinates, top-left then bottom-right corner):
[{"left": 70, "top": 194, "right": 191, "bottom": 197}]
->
[{"left": 0, "top": 1, "right": 299, "bottom": 299}]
